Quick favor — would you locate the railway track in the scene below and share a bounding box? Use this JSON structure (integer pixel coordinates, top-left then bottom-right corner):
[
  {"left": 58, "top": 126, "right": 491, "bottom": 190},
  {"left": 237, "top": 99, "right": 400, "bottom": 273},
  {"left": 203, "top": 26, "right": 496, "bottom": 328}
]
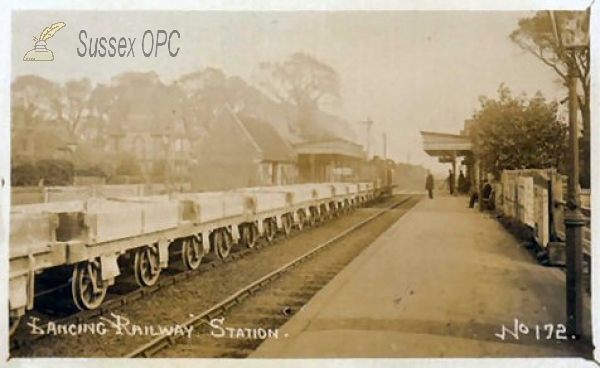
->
[
  {"left": 9, "top": 195, "right": 406, "bottom": 353},
  {"left": 126, "top": 195, "right": 421, "bottom": 358}
]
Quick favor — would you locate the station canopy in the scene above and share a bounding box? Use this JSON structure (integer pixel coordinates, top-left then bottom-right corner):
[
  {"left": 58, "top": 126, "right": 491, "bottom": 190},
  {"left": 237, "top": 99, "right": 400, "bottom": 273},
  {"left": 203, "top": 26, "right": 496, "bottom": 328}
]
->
[
  {"left": 420, "top": 131, "right": 473, "bottom": 158},
  {"left": 294, "top": 139, "right": 366, "bottom": 160}
]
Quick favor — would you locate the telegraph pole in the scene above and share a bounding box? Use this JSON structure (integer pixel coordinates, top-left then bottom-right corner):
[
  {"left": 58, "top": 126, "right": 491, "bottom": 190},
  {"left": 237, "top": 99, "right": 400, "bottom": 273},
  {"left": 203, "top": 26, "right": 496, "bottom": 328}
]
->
[
  {"left": 383, "top": 132, "right": 387, "bottom": 160},
  {"left": 359, "top": 118, "right": 373, "bottom": 158}
]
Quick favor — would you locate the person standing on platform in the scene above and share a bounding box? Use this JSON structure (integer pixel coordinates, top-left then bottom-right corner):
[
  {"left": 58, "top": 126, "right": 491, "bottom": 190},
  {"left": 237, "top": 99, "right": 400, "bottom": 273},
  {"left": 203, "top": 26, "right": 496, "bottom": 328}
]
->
[
  {"left": 425, "top": 170, "right": 434, "bottom": 199},
  {"left": 469, "top": 177, "right": 494, "bottom": 209},
  {"left": 447, "top": 169, "right": 455, "bottom": 195},
  {"left": 458, "top": 171, "right": 466, "bottom": 194}
]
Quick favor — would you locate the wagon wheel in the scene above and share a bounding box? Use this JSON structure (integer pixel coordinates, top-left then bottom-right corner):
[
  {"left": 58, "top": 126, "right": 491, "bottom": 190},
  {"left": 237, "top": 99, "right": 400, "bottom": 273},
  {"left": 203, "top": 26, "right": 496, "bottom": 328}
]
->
[
  {"left": 320, "top": 204, "right": 329, "bottom": 221},
  {"left": 72, "top": 259, "right": 108, "bottom": 310},
  {"left": 264, "top": 218, "right": 277, "bottom": 242},
  {"left": 213, "top": 229, "right": 233, "bottom": 260},
  {"left": 241, "top": 223, "right": 259, "bottom": 249},
  {"left": 181, "top": 236, "right": 203, "bottom": 271},
  {"left": 9, "top": 315, "right": 21, "bottom": 336},
  {"left": 133, "top": 244, "right": 161, "bottom": 287},
  {"left": 329, "top": 202, "right": 338, "bottom": 218},
  {"left": 296, "top": 209, "right": 306, "bottom": 231},
  {"left": 282, "top": 214, "right": 293, "bottom": 236},
  {"left": 308, "top": 207, "right": 318, "bottom": 227}
]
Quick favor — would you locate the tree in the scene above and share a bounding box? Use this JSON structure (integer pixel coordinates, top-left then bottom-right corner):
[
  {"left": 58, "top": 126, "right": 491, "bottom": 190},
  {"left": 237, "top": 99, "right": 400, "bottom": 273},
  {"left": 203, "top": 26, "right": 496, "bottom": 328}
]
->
[
  {"left": 57, "top": 78, "right": 93, "bottom": 137},
  {"left": 470, "top": 85, "right": 568, "bottom": 178},
  {"left": 108, "top": 71, "right": 179, "bottom": 131},
  {"left": 11, "top": 76, "right": 71, "bottom": 164},
  {"left": 175, "top": 68, "right": 289, "bottom": 132},
  {"left": 36, "top": 159, "right": 75, "bottom": 186},
  {"left": 87, "top": 83, "right": 116, "bottom": 145},
  {"left": 12, "top": 76, "right": 96, "bottom": 140},
  {"left": 11, "top": 75, "right": 61, "bottom": 124},
  {"left": 11, "top": 161, "right": 39, "bottom": 186},
  {"left": 175, "top": 68, "right": 229, "bottom": 131},
  {"left": 510, "top": 10, "right": 590, "bottom": 187},
  {"left": 255, "top": 52, "right": 341, "bottom": 139}
]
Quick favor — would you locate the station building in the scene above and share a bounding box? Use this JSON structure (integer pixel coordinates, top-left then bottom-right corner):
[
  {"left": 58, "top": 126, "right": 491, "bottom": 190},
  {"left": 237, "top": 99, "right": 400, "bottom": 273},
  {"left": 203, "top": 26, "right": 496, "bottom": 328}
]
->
[{"left": 294, "top": 139, "right": 366, "bottom": 183}]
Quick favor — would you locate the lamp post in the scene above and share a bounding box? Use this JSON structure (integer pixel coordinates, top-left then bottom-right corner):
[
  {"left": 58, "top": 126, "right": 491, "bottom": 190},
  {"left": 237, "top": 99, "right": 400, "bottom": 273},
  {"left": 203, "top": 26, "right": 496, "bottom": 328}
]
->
[{"left": 549, "top": 10, "right": 589, "bottom": 339}]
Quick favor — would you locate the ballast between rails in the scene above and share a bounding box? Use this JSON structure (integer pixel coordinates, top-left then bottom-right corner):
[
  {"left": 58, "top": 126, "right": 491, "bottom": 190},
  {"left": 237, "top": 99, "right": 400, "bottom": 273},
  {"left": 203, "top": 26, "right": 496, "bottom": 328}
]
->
[
  {"left": 126, "top": 195, "right": 413, "bottom": 358},
  {"left": 8, "top": 181, "right": 391, "bottom": 335}
]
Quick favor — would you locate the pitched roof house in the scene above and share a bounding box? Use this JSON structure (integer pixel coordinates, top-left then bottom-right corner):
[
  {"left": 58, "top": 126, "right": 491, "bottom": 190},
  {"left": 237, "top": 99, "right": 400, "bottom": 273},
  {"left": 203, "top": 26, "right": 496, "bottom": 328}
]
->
[{"left": 192, "top": 106, "right": 297, "bottom": 191}]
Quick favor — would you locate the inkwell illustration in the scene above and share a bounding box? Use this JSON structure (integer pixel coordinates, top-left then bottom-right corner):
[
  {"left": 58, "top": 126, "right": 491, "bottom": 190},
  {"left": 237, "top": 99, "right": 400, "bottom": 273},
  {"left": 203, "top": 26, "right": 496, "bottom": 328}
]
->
[{"left": 23, "top": 22, "right": 66, "bottom": 61}]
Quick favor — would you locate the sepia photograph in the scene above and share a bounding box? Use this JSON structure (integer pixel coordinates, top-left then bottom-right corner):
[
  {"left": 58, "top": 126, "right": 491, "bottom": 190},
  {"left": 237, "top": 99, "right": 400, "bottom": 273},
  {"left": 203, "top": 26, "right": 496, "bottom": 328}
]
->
[{"left": 3, "top": 3, "right": 597, "bottom": 365}]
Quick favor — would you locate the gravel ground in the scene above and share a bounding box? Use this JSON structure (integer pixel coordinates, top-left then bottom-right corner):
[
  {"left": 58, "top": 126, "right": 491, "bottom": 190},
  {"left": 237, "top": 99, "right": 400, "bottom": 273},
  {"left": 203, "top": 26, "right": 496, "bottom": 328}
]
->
[
  {"left": 158, "top": 197, "right": 421, "bottom": 358},
  {"left": 11, "top": 196, "right": 416, "bottom": 358}
]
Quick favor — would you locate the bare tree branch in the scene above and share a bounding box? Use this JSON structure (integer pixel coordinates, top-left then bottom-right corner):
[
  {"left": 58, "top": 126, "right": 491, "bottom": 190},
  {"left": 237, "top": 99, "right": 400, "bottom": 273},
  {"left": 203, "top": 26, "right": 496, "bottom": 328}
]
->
[{"left": 523, "top": 44, "right": 568, "bottom": 81}]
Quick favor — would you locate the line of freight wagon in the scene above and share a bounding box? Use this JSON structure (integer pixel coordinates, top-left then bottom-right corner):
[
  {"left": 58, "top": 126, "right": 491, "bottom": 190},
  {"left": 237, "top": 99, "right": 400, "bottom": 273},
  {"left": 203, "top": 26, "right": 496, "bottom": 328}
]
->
[{"left": 9, "top": 181, "right": 394, "bottom": 335}]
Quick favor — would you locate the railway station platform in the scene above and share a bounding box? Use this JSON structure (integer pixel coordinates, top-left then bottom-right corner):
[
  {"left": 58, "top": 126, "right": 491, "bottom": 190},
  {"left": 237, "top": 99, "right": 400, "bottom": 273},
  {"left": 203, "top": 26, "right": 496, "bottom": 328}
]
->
[{"left": 252, "top": 194, "right": 594, "bottom": 359}]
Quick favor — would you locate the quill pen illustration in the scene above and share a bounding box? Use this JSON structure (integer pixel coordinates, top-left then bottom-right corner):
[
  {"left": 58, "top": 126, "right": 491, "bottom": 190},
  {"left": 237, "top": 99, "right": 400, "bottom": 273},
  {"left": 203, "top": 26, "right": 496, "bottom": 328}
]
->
[
  {"left": 39, "top": 22, "right": 66, "bottom": 41},
  {"left": 23, "top": 21, "right": 66, "bottom": 61}
]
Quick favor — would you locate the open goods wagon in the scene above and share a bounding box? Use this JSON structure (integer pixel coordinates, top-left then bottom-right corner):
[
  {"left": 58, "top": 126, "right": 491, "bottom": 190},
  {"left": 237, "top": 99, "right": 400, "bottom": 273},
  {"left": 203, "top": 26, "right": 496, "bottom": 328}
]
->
[{"left": 9, "top": 182, "right": 379, "bottom": 335}]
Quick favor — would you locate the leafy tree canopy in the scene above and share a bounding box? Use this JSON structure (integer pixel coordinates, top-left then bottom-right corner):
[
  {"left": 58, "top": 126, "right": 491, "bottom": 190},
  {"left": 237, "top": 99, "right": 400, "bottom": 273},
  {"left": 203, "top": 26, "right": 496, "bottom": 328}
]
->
[
  {"left": 510, "top": 10, "right": 590, "bottom": 187},
  {"left": 255, "top": 52, "right": 342, "bottom": 140},
  {"left": 469, "top": 85, "right": 568, "bottom": 178}
]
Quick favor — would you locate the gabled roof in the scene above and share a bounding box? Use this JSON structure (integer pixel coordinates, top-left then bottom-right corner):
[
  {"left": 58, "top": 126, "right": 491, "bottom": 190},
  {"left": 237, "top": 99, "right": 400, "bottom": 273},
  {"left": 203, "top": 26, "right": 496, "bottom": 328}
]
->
[{"left": 231, "top": 108, "right": 296, "bottom": 163}]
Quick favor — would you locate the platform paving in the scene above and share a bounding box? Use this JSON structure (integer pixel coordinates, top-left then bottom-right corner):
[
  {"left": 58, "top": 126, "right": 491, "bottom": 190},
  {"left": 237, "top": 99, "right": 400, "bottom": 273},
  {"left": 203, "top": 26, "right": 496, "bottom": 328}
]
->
[{"left": 251, "top": 194, "right": 593, "bottom": 359}]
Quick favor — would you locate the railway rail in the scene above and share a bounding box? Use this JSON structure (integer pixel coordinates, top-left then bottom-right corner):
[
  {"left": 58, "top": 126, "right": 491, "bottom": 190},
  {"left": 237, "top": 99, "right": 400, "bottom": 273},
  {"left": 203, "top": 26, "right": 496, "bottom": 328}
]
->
[
  {"left": 126, "top": 195, "right": 421, "bottom": 358},
  {"left": 10, "top": 182, "right": 385, "bottom": 337},
  {"left": 9, "top": 197, "right": 365, "bottom": 351},
  {"left": 10, "top": 240, "right": 267, "bottom": 351}
]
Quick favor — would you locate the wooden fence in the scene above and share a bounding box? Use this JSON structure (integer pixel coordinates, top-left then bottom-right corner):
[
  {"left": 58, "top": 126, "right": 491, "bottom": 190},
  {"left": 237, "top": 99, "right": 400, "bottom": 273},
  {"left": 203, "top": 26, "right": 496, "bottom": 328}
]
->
[{"left": 495, "top": 169, "right": 591, "bottom": 256}]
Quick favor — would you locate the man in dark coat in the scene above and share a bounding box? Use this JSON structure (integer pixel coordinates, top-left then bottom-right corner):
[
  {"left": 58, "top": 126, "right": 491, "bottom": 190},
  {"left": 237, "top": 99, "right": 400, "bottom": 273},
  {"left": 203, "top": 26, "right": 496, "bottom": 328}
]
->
[
  {"left": 469, "top": 178, "right": 494, "bottom": 209},
  {"left": 447, "top": 169, "right": 455, "bottom": 195},
  {"left": 425, "top": 170, "right": 434, "bottom": 199},
  {"left": 458, "top": 171, "right": 466, "bottom": 194}
]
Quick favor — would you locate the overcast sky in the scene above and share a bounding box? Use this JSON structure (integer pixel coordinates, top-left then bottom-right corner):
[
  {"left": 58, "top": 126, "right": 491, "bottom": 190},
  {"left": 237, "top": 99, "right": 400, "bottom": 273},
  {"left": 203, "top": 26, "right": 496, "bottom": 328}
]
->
[{"left": 12, "top": 11, "right": 564, "bottom": 173}]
